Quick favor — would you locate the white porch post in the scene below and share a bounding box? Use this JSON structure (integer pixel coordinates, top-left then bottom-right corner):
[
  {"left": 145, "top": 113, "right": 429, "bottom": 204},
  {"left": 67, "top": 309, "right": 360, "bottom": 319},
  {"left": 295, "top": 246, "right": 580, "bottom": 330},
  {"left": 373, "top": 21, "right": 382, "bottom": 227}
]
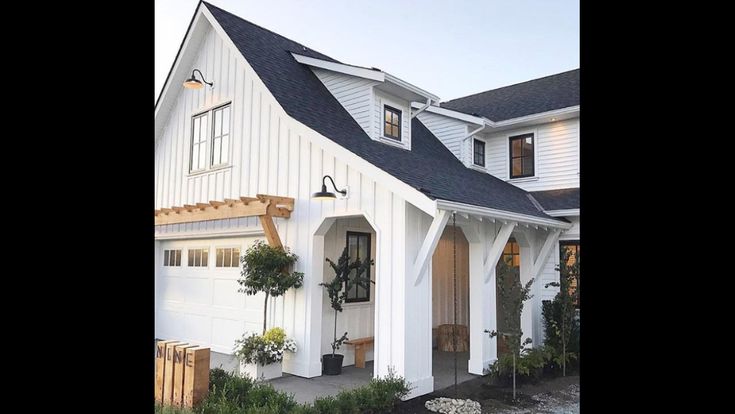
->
[{"left": 465, "top": 221, "right": 516, "bottom": 374}]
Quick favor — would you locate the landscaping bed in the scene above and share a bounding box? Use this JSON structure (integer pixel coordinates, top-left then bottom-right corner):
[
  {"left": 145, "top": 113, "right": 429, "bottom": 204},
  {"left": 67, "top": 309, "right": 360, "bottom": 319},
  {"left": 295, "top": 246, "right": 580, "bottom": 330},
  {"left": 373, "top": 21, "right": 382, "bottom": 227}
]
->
[{"left": 394, "top": 374, "right": 579, "bottom": 413}]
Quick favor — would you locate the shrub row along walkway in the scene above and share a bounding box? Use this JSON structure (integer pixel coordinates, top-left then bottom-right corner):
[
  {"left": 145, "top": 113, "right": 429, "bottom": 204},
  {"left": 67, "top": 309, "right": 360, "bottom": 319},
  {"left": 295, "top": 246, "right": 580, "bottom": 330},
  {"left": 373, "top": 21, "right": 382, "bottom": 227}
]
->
[{"left": 395, "top": 375, "right": 579, "bottom": 413}]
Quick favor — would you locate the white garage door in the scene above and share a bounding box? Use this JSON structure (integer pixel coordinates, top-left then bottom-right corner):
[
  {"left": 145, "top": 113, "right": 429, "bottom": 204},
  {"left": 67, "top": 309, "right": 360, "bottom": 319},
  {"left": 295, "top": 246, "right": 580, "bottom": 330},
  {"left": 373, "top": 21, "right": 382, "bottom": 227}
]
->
[{"left": 155, "top": 236, "right": 265, "bottom": 354}]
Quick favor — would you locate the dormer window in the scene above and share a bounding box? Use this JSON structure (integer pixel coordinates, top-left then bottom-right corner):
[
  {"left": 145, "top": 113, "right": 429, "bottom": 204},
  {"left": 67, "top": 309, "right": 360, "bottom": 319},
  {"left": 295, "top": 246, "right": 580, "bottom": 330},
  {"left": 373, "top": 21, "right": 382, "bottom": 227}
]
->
[
  {"left": 509, "top": 133, "right": 535, "bottom": 178},
  {"left": 384, "top": 105, "right": 401, "bottom": 140},
  {"left": 473, "top": 139, "right": 485, "bottom": 167}
]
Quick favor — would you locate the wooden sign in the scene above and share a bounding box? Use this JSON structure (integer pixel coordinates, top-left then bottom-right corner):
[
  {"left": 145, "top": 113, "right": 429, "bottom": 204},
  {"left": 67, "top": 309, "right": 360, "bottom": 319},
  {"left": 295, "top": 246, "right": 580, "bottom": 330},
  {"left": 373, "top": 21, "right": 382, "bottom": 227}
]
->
[
  {"left": 184, "top": 347, "right": 211, "bottom": 407},
  {"left": 155, "top": 339, "right": 210, "bottom": 408}
]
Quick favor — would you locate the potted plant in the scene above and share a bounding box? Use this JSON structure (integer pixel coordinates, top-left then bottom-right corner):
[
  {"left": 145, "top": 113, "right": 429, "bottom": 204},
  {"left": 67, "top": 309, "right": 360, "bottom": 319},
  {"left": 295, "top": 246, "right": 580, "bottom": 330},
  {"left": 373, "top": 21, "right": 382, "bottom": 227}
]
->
[
  {"left": 320, "top": 246, "right": 372, "bottom": 375},
  {"left": 235, "top": 240, "right": 304, "bottom": 379},
  {"left": 234, "top": 327, "right": 297, "bottom": 380}
]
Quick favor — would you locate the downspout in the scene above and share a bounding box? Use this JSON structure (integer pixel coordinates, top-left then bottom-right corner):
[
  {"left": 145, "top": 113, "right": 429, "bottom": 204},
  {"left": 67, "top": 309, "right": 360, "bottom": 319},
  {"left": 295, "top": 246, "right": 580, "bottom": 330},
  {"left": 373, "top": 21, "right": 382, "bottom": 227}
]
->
[
  {"left": 411, "top": 98, "right": 433, "bottom": 118},
  {"left": 461, "top": 123, "right": 489, "bottom": 164}
]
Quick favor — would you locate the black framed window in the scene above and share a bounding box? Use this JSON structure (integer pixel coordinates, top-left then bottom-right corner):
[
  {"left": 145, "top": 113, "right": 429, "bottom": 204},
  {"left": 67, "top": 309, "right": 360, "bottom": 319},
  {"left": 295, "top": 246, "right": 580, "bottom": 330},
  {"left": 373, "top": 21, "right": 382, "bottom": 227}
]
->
[
  {"left": 500, "top": 239, "right": 520, "bottom": 268},
  {"left": 509, "top": 133, "right": 534, "bottom": 178},
  {"left": 560, "top": 240, "right": 580, "bottom": 307},
  {"left": 383, "top": 105, "right": 401, "bottom": 140},
  {"left": 345, "top": 231, "right": 371, "bottom": 302},
  {"left": 473, "top": 139, "right": 485, "bottom": 167}
]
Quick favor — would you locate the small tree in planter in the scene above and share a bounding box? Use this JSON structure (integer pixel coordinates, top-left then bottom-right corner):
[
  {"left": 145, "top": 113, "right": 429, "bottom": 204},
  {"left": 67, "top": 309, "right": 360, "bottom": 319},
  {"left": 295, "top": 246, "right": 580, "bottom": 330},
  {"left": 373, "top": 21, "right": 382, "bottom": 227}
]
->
[
  {"left": 320, "top": 246, "right": 373, "bottom": 375},
  {"left": 543, "top": 246, "right": 580, "bottom": 376},
  {"left": 485, "top": 254, "right": 534, "bottom": 401},
  {"left": 238, "top": 240, "right": 304, "bottom": 335},
  {"left": 235, "top": 240, "right": 304, "bottom": 380}
]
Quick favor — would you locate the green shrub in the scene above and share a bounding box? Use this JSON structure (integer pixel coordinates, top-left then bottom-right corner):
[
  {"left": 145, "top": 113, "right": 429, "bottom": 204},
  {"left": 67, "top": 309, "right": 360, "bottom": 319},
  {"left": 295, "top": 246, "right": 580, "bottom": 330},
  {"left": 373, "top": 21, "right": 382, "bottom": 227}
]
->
[
  {"left": 489, "top": 347, "right": 549, "bottom": 384},
  {"left": 542, "top": 297, "right": 579, "bottom": 371},
  {"left": 155, "top": 367, "right": 409, "bottom": 414}
]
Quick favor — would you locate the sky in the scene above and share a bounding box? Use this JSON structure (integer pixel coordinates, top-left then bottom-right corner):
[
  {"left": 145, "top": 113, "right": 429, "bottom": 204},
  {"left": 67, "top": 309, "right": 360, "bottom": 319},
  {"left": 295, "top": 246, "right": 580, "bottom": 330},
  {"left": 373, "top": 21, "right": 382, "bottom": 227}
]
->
[{"left": 155, "top": 0, "right": 579, "bottom": 102}]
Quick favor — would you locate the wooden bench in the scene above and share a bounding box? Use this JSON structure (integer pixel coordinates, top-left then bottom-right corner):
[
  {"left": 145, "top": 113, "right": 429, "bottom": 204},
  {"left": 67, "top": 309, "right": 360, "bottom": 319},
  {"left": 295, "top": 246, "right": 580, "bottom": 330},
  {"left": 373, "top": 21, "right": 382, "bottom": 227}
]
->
[{"left": 344, "top": 337, "right": 374, "bottom": 368}]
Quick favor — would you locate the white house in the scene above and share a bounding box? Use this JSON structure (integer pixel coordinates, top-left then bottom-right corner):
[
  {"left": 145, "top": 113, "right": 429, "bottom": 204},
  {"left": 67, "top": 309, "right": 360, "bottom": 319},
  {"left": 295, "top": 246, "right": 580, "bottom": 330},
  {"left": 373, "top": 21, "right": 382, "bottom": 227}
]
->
[{"left": 154, "top": 1, "right": 579, "bottom": 399}]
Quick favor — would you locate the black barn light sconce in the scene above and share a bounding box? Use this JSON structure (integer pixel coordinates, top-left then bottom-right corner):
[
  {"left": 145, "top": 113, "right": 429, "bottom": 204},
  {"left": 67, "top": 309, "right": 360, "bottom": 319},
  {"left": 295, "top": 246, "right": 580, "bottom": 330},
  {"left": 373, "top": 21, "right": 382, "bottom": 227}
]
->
[
  {"left": 183, "top": 69, "right": 214, "bottom": 89},
  {"left": 312, "top": 175, "right": 348, "bottom": 200}
]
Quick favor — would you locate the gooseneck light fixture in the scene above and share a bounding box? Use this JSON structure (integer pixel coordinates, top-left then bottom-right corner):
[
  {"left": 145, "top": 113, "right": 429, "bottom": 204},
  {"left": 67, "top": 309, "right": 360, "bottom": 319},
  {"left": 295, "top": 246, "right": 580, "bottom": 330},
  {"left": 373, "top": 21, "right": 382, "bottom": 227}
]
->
[
  {"left": 312, "top": 175, "right": 347, "bottom": 200},
  {"left": 183, "top": 69, "right": 214, "bottom": 89}
]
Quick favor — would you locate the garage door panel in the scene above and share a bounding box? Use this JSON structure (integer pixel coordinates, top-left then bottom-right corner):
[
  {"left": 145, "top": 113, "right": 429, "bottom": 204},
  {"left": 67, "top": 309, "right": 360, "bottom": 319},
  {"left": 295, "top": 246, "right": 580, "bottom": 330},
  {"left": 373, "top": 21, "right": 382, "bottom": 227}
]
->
[
  {"left": 212, "top": 318, "right": 246, "bottom": 351},
  {"left": 157, "top": 236, "right": 262, "bottom": 354},
  {"left": 161, "top": 277, "right": 185, "bottom": 303},
  {"left": 214, "top": 279, "right": 245, "bottom": 309},
  {"left": 185, "top": 313, "right": 211, "bottom": 344},
  {"left": 184, "top": 277, "right": 211, "bottom": 305}
]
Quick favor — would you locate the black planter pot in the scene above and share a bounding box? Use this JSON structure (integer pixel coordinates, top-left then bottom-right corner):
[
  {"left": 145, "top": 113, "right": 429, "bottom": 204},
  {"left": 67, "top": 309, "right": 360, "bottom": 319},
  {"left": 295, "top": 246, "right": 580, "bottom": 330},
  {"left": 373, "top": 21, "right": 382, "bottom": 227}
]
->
[{"left": 322, "top": 354, "right": 344, "bottom": 375}]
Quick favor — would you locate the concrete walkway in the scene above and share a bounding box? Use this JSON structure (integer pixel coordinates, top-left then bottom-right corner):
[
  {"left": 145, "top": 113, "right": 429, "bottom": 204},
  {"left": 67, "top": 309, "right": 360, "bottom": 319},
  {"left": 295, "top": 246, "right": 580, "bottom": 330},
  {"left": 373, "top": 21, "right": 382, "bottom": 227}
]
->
[{"left": 270, "top": 351, "right": 478, "bottom": 404}]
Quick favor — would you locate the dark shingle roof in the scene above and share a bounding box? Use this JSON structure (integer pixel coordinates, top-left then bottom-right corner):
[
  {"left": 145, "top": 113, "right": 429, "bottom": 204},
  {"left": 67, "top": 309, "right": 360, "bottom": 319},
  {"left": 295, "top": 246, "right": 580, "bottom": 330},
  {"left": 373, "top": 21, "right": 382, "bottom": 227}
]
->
[
  {"left": 529, "top": 188, "right": 579, "bottom": 211},
  {"left": 441, "top": 69, "right": 579, "bottom": 121},
  {"left": 203, "top": 2, "right": 558, "bottom": 220}
]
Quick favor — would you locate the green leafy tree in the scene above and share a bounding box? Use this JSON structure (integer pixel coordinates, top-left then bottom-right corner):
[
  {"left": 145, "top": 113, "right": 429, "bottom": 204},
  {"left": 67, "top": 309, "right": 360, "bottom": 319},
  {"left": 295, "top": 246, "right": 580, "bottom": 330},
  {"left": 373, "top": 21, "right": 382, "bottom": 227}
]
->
[
  {"left": 238, "top": 240, "right": 304, "bottom": 334},
  {"left": 320, "top": 247, "right": 373, "bottom": 356},
  {"left": 544, "top": 246, "right": 580, "bottom": 376},
  {"left": 485, "top": 255, "right": 534, "bottom": 400}
]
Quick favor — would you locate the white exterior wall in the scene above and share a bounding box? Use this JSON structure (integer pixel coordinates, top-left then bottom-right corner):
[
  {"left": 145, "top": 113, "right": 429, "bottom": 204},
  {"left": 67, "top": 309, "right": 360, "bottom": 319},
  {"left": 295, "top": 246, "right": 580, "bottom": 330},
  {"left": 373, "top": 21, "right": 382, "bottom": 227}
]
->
[
  {"left": 320, "top": 217, "right": 376, "bottom": 366},
  {"left": 312, "top": 68, "right": 378, "bottom": 138},
  {"left": 155, "top": 16, "right": 437, "bottom": 394},
  {"left": 482, "top": 118, "right": 580, "bottom": 191},
  {"left": 416, "top": 111, "right": 469, "bottom": 159}
]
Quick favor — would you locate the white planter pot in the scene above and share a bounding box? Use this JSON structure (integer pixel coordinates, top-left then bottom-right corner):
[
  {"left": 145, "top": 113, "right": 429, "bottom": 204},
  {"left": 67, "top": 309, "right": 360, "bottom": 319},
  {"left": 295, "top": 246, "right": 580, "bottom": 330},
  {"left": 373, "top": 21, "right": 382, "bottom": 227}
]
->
[{"left": 239, "top": 360, "right": 282, "bottom": 381}]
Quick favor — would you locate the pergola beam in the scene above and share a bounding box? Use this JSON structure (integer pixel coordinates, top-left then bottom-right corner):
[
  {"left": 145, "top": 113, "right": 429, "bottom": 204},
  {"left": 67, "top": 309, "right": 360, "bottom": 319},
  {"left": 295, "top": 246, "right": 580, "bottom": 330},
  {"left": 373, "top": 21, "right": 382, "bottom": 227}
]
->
[{"left": 155, "top": 194, "right": 294, "bottom": 248}]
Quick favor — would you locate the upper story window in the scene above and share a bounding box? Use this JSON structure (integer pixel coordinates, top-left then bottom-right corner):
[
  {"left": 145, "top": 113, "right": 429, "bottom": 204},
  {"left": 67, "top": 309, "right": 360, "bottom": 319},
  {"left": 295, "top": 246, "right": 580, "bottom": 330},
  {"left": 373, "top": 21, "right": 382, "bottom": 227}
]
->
[
  {"left": 473, "top": 139, "right": 485, "bottom": 167},
  {"left": 190, "top": 113, "right": 208, "bottom": 172},
  {"left": 345, "top": 231, "right": 371, "bottom": 303},
  {"left": 383, "top": 105, "right": 401, "bottom": 140},
  {"left": 509, "top": 133, "right": 534, "bottom": 178},
  {"left": 211, "top": 105, "right": 231, "bottom": 166},
  {"left": 190, "top": 103, "right": 231, "bottom": 172}
]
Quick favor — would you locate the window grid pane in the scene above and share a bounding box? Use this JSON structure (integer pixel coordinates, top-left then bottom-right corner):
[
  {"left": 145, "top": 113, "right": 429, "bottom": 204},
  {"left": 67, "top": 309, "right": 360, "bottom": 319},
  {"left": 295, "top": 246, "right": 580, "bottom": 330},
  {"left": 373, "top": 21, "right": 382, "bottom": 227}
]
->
[
  {"left": 384, "top": 106, "right": 401, "bottom": 140},
  {"left": 345, "top": 232, "right": 370, "bottom": 302},
  {"left": 510, "top": 134, "right": 534, "bottom": 178}
]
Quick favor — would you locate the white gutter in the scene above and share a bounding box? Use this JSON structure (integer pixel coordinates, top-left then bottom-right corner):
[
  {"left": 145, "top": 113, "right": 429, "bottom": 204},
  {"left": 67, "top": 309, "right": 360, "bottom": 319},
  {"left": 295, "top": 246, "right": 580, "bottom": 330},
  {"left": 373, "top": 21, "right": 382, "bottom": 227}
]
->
[
  {"left": 544, "top": 208, "right": 579, "bottom": 217},
  {"left": 435, "top": 199, "right": 572, "bottom": 229},
  {"left": 414, "top": 104, "right": 579, "bottom": 130},
  {"left": 411, "top": 98, "right": 432, "bottom": 119}
]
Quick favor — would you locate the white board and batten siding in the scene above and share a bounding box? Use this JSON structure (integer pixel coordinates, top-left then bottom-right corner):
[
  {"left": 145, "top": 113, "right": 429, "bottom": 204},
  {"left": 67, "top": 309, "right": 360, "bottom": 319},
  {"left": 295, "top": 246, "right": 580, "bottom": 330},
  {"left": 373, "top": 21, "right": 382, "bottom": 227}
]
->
[
  {"left": 482, "top": 118, "right": 580, "bottom": 192},
  {"left": 312, "top": 68, "right": 378, "bottom": 138},
  {"left": 154, "top": 18, "right": 435, "bottom": 387}
]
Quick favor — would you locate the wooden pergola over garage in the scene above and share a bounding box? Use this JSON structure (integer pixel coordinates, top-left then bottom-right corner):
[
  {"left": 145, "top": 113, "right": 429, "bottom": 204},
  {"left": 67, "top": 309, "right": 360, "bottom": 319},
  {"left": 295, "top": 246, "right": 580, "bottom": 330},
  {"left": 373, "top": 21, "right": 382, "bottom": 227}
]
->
[{"left": 154, "top": 194, "right": 294, "bottom": 248}]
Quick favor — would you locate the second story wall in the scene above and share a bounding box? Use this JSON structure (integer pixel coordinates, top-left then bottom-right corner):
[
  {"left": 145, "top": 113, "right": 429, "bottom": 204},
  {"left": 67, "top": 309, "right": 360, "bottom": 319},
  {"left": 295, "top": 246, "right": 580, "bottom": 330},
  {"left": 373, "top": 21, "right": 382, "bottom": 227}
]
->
[
  {"left": 479, "top": 118, "right": 579, "bottom": 191},
  {"left": 416, "top": 111, "right": 468, "bottom": 159},
  {"left": 312, "top": 68, "right": 378, "bottom": 138}
]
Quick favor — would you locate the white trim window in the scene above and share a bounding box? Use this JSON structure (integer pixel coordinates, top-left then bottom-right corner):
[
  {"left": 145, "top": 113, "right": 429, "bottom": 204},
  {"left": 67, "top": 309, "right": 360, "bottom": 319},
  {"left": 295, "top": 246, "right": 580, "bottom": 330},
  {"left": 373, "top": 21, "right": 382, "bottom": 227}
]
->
[
  {"left": 163, "top": 249, "right": 182, "bottom": 267},
  {"left": 187, "top": 248, "right": 209, "bottom": 267},
  {"left": 189, "top": 103, "right": 232, "bottom": 172},
  {"left": 216, "top": 247, "right": 240, "bottom": 268},
  {"left": 190, "top": 113, "right": 209, "bottom": 172},
  {"left": 211, "top": 105, "right": 231, "bottom": 167}
]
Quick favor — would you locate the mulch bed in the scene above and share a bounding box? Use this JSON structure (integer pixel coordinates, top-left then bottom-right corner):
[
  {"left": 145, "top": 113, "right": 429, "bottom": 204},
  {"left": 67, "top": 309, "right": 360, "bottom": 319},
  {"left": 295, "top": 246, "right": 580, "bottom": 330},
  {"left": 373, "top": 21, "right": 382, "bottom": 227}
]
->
[{"left": 393, "top": 374, "right": 579, "bottom": 413}]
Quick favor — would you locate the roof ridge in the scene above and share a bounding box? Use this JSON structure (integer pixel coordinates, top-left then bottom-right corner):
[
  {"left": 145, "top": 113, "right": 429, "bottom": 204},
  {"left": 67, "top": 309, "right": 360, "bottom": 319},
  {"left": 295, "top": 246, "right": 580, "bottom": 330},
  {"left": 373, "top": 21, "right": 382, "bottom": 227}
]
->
[
  {"left": 443, "top": 68, "right": 579, "bottom": 104},
  {"left": 202, "top": 1, "right": 341, "bottom": 63}
]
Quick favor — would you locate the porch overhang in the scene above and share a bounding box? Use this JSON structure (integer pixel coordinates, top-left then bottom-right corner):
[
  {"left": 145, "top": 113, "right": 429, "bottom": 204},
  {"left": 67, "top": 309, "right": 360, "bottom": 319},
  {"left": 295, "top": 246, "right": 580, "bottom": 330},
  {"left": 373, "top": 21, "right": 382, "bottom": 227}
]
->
[{"left": 434, "top": 199, "right": 573, "bottom": 230}]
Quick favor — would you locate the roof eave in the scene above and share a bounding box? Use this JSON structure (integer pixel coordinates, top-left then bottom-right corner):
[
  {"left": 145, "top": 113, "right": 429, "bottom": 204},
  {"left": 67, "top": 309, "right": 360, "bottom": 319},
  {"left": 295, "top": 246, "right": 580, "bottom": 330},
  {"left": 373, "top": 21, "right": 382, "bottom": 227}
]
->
[{"left": 435, "top": 199, "right": 572, "bottom": 229}]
